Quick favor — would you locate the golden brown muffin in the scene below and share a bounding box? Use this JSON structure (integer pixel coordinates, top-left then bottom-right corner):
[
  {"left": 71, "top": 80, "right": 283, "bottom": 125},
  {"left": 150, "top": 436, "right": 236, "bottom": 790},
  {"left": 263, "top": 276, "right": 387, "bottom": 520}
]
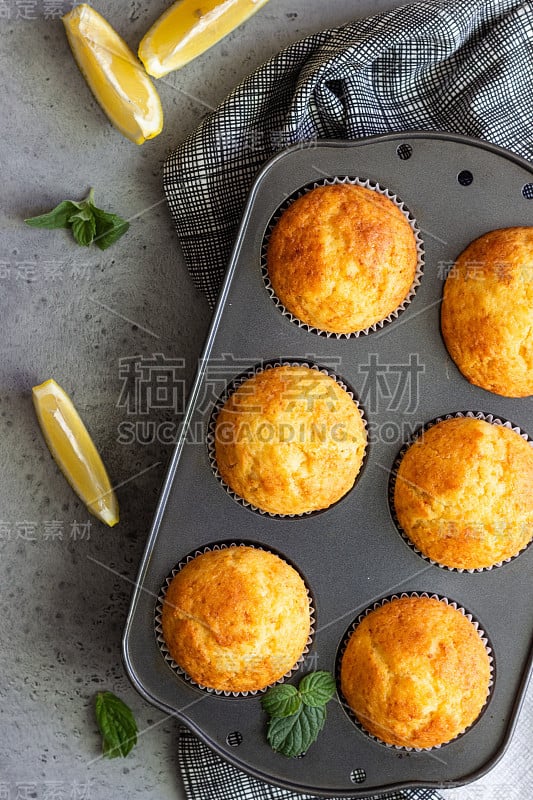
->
[
  {"left": 394, "top": 417, "right": 533, "bottom": 570},
  {"left": 214, "top": 365, "right": 367, "bottom": 515},
  {"left": 161, "top": 546, "right": 311, "bottom": 693},
  {"left": 266, "top": 184, "right": 418, "bottom": 334},
  {"left": 340, "top": 596, "right": 491, "bottom": 748},
  {"left": 441, "top": 227, "right": 533, "bottom": 397}
]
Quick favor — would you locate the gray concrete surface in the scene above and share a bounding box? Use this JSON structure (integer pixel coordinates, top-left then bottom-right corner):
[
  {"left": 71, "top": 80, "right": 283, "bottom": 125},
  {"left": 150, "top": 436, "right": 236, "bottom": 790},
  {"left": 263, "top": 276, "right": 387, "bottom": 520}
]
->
[{"left": 0, "top": 1, "right": 530, "bottom": 799}]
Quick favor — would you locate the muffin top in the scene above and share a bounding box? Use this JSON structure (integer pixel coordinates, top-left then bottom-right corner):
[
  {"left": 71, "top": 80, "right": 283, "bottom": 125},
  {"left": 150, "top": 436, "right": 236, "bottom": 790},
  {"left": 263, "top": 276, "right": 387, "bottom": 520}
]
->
[
  {"left": 340, "top": 596, "right": 491, "bottom": 748},
  {"left": 214, "top": 365, "right": 367, "bottom": 515},
  {"left": 161, "top": 546, "right": 311, "bottom": 693},
  {"left": 393, "top": 417, "right": 533, "bottom": 570},
  {"left": 266, "top": 183, "right": 418, "bottom": 334},
  {"left": 441, "top": 227, "right": 533, "bottom": 397}
]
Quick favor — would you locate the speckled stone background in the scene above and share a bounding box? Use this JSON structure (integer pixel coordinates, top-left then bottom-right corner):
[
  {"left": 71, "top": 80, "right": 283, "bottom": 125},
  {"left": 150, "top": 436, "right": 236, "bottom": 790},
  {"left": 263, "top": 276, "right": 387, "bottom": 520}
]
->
[{"left": 0, "top": 1, "right": 531, "bottom": 799}]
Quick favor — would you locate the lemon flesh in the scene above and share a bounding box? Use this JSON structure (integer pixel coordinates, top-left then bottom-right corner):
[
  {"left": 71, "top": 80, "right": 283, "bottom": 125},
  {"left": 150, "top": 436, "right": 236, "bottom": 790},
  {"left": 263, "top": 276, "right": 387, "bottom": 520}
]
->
[
  {"left": 32, "top": 379, "right": 119, "bottom": 527},
  {"left": 139, "top": 0, "right": 271, "bottom": 78},
  {"left": 63, "top": 4, "right": 163, "bottom": 144}
]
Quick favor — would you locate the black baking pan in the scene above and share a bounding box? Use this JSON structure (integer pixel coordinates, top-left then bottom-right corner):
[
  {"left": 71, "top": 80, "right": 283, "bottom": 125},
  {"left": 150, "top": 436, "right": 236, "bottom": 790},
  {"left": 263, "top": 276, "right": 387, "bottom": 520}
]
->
[{"left": 123, "top": 132, "right": 533, "bottom": 797}]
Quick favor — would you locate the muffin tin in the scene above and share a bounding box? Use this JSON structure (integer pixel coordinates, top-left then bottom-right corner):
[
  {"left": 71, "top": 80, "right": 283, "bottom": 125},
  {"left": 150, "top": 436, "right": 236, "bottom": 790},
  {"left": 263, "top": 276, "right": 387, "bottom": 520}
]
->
[{"left": 123, "top": 132, "right": 533, "bottom": 797}]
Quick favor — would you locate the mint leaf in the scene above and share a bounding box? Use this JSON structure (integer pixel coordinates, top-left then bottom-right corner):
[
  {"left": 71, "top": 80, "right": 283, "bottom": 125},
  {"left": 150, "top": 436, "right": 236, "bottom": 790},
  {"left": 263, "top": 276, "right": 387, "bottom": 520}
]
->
[
  {"left": 95, "top": 691, "right": 138, "bottom": 758},
  {"left": 267, "top": 704, "right": 326, "bottom": 757},
  {"left": 70, "top": 208, "right": 96, "bottom": 247},
  {"left": 92, "top": 206, "right": 129, "bottom": 250},
  {"left": 24, "top": 200, "right": 81, "bottom": 229},
  {"left": 261, "top": 684, "right": 302, "bottom": 718},
  {"left": 299, "top": 671, "right": 336, "bottom": 707},
  {"left": 24, "top": 189, "right": 129, "bottom": 250},
  {"left": 261, "top": 671, "right": 336, "bottom": 757}
]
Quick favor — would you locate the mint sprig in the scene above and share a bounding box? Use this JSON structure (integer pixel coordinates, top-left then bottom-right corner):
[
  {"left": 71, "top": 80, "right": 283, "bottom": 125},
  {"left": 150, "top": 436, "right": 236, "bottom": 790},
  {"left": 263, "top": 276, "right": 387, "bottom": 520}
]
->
[
  {"left": 94, "top": 691, "right": 138, "bottom": 758},
  {"left": 25, "top": 188, "right": 129, "bottom": 250},
  {"left": 261, "top": 671, "right": 336, "bottom": 757}
]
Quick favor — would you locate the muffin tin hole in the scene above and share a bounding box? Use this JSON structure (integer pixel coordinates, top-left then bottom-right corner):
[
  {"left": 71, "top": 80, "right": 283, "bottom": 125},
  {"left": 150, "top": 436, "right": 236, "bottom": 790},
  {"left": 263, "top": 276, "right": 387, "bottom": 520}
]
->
[
  {"left": 388, "top": 411, "right": 533, "bottom": 573},
  {"left": 206, "top": 359, "right": 369, "bottom": 519},
  {"left": 396, "top": 143, "right": 413, "bottom": 160},
  {"left": 522, "top": 182, "right": 533, "bottom": 199},
  {"left": 457, "top": 169, "right": 474, "bottom": 186},
  {"left": 261, "top": 176, "right": 424, "bottom": 339},
  {"left": 350, "top": 769, "right": 366, "bottom": 784},
  {"left": 226, "top": 731, "right": 243, "bottom": 747}
]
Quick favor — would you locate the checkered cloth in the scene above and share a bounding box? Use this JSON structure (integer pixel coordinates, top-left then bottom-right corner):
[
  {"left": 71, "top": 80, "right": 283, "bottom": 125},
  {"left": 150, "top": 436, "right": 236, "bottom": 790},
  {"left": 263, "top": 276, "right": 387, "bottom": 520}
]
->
[
  {"left": 178, "top": 727, "right": 439, "bottom": 800},
  {"left": 164, "top": 0, "right": 533, "bottom": 309},
  {"left": 166, "top": 0, "right": 533, "bottom": 797}
]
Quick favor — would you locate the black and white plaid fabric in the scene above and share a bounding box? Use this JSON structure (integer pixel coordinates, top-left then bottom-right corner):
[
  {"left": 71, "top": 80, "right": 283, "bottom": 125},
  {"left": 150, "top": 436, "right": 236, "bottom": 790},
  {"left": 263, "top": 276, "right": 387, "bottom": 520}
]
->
[
  {"left": 166, "top": 0, "right": 533, "bottom": 797},
  {"left": 164, "top": 0, "right": 533, "bottom": 309},
  {"left": 178, "top": 727, "right": 439, "bottom": 800}
]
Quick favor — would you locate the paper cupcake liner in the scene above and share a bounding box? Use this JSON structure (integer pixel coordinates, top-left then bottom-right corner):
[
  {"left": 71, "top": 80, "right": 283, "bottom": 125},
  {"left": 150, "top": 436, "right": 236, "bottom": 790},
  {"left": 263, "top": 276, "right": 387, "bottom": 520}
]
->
[
  {"left": 155, "top": 541, "right": 316, "bottom": 697},
  {"left": 388, "top": 411, "right": 533, "bottom": 573},
  {"left": 261, "top": 176, "right": 425, "bottom": 338},
  {"left": 335, "top": 591, "right": 495, "bottom": 751},
  {"left": 206, "top": 359, "right": 369, "bottom": 519}
]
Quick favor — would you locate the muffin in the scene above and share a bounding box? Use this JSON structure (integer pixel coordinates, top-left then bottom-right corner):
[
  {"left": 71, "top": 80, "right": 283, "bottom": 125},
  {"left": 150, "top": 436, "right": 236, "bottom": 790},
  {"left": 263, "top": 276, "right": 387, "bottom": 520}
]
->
[
  {"left": 340, "top": 596, "right": 492, "bottom": 748},
  {"left": 441, "top": 227, "right": 533, "bottom": 397},
  {"left": 266, "top": 183, "right": 418, "bottom": 334},
  {"left": 161, "top": 546, "right": 311, "bottom": 693},
  {"left": 393, "top": 417, "right": 533, "bottom": 570},
  {"left": 214, "top": 365, "right": 367, "bottom": 515}
]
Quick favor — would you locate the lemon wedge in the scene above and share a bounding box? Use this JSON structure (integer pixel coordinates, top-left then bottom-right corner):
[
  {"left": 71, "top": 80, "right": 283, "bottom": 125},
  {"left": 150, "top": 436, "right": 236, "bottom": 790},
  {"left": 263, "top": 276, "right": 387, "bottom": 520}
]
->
[
  {"left": 138, "top": 0, "right": 271, "bottom": 78},
  {"left": 32, "top": 379, "right": 119, "bottom": 527},
  {"left": 63, "top": 4, "right": 163, "bottom": 145}
]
